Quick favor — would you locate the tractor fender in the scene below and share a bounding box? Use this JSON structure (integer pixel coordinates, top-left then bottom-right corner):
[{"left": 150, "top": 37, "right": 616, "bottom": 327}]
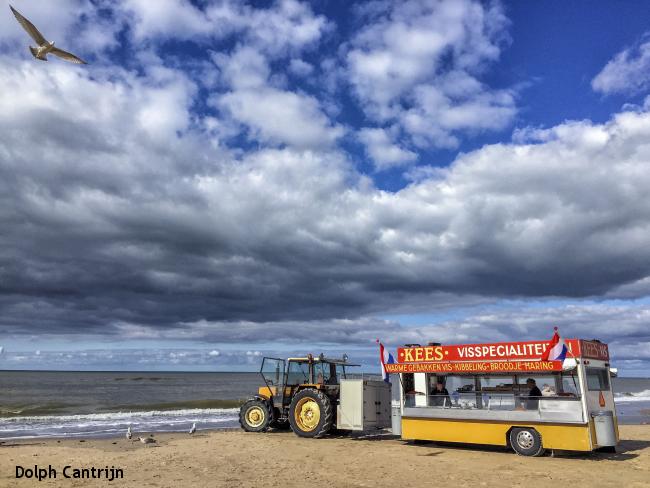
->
[{"left": 247, "top": 395, "right": 278, "bottom": 417}]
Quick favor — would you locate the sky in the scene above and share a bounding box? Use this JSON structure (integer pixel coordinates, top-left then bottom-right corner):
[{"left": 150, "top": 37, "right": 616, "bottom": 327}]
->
[{"left": 0, "top": 0, "right": 650, "bottom": 375}]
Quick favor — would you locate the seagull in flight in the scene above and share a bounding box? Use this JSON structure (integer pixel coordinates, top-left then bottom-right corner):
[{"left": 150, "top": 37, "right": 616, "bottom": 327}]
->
[{"left": 10, "top": 5, "right": 87, "bottom": 64}]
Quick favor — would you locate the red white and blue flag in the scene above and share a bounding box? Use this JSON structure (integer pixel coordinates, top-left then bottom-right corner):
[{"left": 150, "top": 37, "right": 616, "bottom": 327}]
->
[
  {"left": 541, "top": 327, "right": 568, "bottom": 362},
  {"left": 377, "top": 340, "right": 395, "bottom": 382}
]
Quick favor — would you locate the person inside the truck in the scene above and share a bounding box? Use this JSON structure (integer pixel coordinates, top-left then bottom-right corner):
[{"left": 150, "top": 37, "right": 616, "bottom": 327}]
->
[
  {"left": 524, "top": 378, "right": 542, "bottom": 409},
  {"left": 431, "top": 380, "right": 452, "bottom": 407}
]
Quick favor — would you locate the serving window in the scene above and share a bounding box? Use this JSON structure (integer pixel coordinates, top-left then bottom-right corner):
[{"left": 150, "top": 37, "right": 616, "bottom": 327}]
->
[
  {"left": 560, "top": 371, "right": 580, "bottom": 396},
  {"left": 405, "top": 372, "right": 582, "bottom": 411}
]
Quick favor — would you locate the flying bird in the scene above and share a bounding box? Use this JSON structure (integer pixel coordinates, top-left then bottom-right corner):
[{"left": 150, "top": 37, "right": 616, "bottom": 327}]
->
[
  {"left": 126, "top": 426, "right": 132, "bottom": 440},
  {"left": 189, "top": 423, "right": 196, "bottom": 435},
  {"left": 9, "top": 5, "right": 87, "bottom": 64}
]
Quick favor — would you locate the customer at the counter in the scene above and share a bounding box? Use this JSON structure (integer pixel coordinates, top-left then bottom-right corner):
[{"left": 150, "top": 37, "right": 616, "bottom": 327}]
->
[
  {"left": 524, "top": 378, "right": 542, "bottom": 409},
  {"left": 431, "top": 380, "right": 452, "bottom": 407}
]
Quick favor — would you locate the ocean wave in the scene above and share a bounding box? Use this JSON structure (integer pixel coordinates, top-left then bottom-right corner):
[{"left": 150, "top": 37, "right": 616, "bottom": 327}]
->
[
  {"left": 0, "top": 402, "right": 80, "bottom": 417},
  {"left": 0, "top": 398, "right": 243, "bottom": 418},
  {"left": 615, "top": 389, "right": 650, "bottom": 403},
  {"left": 0, "top": 407, "right": 239, "bottom": 423},
  {"left": 0, "top": 407, "right": 240, "bottom": 440}
]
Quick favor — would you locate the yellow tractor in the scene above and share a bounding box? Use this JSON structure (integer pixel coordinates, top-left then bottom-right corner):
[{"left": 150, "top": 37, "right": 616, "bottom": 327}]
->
[{"left": 239, "top": 354, "right": 359, "bottom": 438}]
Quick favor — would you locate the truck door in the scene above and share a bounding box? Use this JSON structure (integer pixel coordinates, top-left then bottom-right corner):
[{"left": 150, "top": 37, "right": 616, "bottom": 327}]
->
[{"left": 582, "top": 360, "right": 618, "bottom": 447}]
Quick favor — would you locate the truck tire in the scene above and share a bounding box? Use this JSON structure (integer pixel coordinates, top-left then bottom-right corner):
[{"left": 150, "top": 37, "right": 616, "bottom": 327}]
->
[
  {"left": 288, "top": 389, "right": 333, "bottom": 438},
  {"left": 509, "top": 427, "right": 545, "bottom": 456},
  {"left": 239, "top": 399, "right": 272, "bottom": 432}
]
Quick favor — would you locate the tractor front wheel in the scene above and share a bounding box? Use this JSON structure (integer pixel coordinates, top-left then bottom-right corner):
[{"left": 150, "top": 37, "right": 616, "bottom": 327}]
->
[
  {"left": 289, "top": 389, "right": 333, "bottom": 438},
  {"left": 239, "top": 399, "right": 272, "bottom": 432}
]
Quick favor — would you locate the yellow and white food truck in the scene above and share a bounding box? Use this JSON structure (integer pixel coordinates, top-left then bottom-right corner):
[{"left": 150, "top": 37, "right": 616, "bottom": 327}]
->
[{"left": 386, "top": 338, "right": 618, "bottom": 456}]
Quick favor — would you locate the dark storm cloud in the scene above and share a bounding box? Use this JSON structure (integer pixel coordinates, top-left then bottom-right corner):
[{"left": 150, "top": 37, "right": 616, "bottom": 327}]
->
[
  {"left": 0, "top": 0, "right": 649, "bottom": 363},
  {"left": 2, "top": 59, "right": 650, "bottom": 343},
  {"left": 2, "top": 302, "right": 649, "bottom": 373}
]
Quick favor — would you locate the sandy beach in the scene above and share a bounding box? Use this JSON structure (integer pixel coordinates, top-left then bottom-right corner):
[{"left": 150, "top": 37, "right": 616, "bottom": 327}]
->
[{"left": 1, "top": 425, "right": 649, "bottom": 487}]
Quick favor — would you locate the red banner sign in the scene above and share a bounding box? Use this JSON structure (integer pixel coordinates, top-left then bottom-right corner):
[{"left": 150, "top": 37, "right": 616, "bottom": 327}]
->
[
  {"left": 385, "top": 360, "right": 563, "bottom": 374},
  {"left": 397, "top": 339, "right": 582, "bottom": 364},
  {"left": 578, "top": 340, "right": 609, "bottom": 361}
]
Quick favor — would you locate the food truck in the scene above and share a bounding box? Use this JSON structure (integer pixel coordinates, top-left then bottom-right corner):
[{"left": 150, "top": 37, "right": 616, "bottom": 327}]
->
[{"left": 385, "top": 338, "right": 618, "bottom": 456}]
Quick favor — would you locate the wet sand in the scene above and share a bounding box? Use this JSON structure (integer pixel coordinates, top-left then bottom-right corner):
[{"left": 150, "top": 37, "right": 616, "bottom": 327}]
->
[{"left": 1, "top": 425, "right": 649, "bottom": 487}]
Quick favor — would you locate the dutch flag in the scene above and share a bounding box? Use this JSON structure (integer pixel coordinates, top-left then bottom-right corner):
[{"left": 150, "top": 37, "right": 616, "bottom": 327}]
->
[
  {"left": 377, "top": 340, "right": 395, "bottom": 383},
  {"left": 541, "top": 327, "right": 568, "bottom": 362}
]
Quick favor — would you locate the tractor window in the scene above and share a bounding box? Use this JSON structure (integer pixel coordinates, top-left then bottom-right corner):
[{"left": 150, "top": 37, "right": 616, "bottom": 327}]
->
[
  {"left": 313, "top": 362, "right": 325, "bottom": 384},
  {"left": 311, "top": 362, "right": 337, "bottom": 384},
  {"left": 324, "top": 363, "right": 338, "bottom": 385},
  {"left": 287, "top": 361, "right": 310, "bottom": 385},
  {"left": 335, "top": 364, "right": 346, "bottom": 381},
  {"left": 261, "top": 358, "right": 285, "bottom": 387}
]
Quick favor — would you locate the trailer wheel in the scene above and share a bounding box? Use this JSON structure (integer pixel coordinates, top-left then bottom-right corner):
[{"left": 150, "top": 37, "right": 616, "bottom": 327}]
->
[
  {"left": 239, "top": 399, "right": 272, "bottom": 432},
  {"left": 289, "top": 389, "right": 333, "bottom": 438},
  {"left": 509, "top": 427, "right": 545, "bottom": 457}
]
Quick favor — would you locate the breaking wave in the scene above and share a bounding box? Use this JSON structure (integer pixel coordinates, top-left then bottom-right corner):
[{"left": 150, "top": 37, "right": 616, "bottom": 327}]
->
[
  {"left": 0, "top": 408, "right": 239, "bottom": 440},
  {"left": 615, "top": 389, "right": 650, "bottom": 403}
]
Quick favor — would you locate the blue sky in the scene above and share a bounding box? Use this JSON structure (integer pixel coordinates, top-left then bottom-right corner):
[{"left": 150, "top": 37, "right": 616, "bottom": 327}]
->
[{"left": 1, "top": 0, "right": 650, "bottom": 374}]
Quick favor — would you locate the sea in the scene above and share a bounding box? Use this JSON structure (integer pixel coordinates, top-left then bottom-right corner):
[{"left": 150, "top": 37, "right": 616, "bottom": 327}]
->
[{"left": 0, "top": 371, "right": 648, "bottom": 440}]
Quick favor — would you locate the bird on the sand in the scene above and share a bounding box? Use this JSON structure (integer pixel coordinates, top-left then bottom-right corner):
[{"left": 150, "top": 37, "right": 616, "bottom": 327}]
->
[
  {"left": 126, "top": 426, "right": 132, "bottom": 440},
  {"left": 189, "top": 423, "right": 196, "bottom": 435},
  {"left": 9, "top": 5, "right": 87, "bottom": 64},
  {"left": 139, "top": 436, "right": 156, "bottom": 446}
]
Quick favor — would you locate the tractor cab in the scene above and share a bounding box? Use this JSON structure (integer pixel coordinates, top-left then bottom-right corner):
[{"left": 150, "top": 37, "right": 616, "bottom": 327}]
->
[
  {"left": 264, "top": 354, "right": 352, "bottom": 391},
  {"left": 240, "top": 353, "right": 360, "bottom": 437}
]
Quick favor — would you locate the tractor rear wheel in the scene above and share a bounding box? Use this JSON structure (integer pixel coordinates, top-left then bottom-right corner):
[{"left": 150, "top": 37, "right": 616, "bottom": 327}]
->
[
  {"left": 289, "top": 388, "right": 333, "bottom": 438},
  {"left": 239, "top": 399, "right": 272, "bottom": 432}
]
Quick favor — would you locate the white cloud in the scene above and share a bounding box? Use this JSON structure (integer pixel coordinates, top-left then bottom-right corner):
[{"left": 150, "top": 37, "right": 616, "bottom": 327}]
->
[
  {"left": 3, "top": 1, "right": 650, "bottom": 375},
  {"left": 288, "top": 58, "right": 314, "bottom": 77},
  {"left": 218, "top": 0, "right": 330, "bottom": 56},
  {"left": 358, "top": 127, "right": 417, "bottom": 169},
  {"left": 124, "top": 0, "right": 330, "bottom": 57},
  {"left": 208, "top": 349, "right": 220, "bottom": 357},
  {"left": 218, "top": 87, "right": 344, "bottom": 148},
  {"left": 592, "top": 37, "right": 650, "bottom": 95},
  {"left": 347, "top": 0, "right": 515, "bottom": 157},
  {"left": 212, "top": 46, "right": 343, "bottom": 148},
  {"left": 123, "top": 0, "right": 212, "bottom": 41},
  {"left": 212, "top": 46, "right": 270, "bottom": 90},
  {"left": 4, "top": 51, "right": 650, "bottom": 333},
  {"left": 402, "top": 79, "right": 516, "bottom": 148}
]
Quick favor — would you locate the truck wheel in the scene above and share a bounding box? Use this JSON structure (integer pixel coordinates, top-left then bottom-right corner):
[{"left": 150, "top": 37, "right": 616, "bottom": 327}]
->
[
  {"left": 239, "top": 399, "right": 272, "bottom": 432},
  {"left": 289, "top": 389, "right": 333, "bottom": 438},
  {"left": 509, "top": 427, "right": 545, "bottom": 457}
]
